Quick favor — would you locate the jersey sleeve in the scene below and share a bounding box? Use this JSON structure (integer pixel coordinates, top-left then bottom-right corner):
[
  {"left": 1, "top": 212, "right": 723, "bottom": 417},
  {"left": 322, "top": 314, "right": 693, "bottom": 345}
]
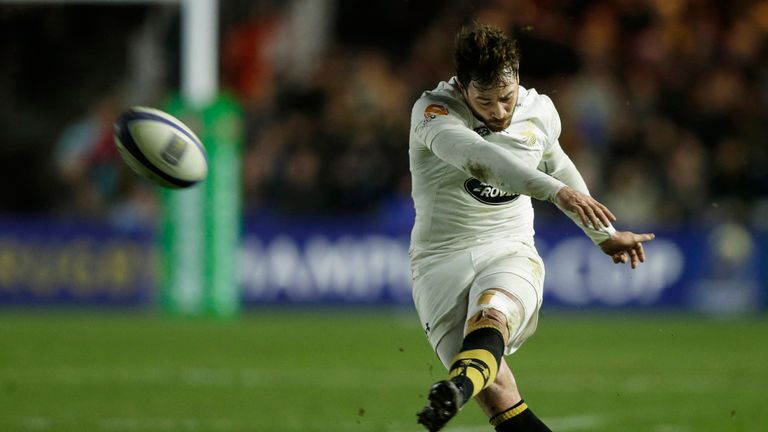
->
[
  {"left": 412, "top": 95, "right": 471, "bottom": 150},
  {"left": 411, "top": 95, "right": 566, "bottom": 202},
  {"left": 537, "top": 95, "right": 616, "bottom": 244}
]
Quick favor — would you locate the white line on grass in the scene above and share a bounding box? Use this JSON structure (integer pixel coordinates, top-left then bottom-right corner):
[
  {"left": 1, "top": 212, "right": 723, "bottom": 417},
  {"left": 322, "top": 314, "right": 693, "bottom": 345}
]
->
[
  {"left": 19, "top": 417, "right": 52, "bottom": 431},
  {"left": 99, "top": 417, "right": 236, "bottom": 432},
  {"left": 544, "top": 414, "right": 605, "bottom": 431},
  {"left": 383, "top": 414, "right": 605, "bottom": 432},
  {"left": 653, "top": 425, "right": 691, "bottom": 432},
  {"left": 445, "top": 427, "right": 493, "bottom": 432}
]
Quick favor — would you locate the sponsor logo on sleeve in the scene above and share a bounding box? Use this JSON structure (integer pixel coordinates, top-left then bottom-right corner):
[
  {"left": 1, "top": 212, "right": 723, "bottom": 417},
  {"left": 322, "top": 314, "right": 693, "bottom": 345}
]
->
[
  {"left": 464, "top": 178, "right": 520, "bottom": 205},
  {"left": 421, "top": 104, "right": 449, "bottom": 126}
]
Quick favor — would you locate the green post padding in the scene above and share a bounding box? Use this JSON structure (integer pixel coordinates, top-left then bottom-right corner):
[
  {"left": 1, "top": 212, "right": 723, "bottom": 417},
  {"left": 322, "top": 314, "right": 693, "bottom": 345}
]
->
[{"left": 160, "top": 94, "right": 243, "bottom": 317}]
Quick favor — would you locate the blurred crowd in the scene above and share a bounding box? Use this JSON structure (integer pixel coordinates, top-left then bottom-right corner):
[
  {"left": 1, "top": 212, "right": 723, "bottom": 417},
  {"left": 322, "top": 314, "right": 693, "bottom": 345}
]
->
[{"left": 44, "top": 0, "right": 768, "bottom": 230}]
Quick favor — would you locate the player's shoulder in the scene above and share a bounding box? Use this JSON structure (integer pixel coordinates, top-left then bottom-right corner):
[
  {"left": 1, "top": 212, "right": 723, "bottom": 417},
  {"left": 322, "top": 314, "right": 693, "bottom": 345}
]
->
[
  {"left": 516, "top": 86, "right": 561, "bottom": 141},
  {"left": 412, "top": 78, "right": 472, "bottom": 120},
  {"left": 518, "top": 86, "right": 557, "bottom": 116},
  {"left": 519, "top": 86, "right": 560, "bottom": 121}
]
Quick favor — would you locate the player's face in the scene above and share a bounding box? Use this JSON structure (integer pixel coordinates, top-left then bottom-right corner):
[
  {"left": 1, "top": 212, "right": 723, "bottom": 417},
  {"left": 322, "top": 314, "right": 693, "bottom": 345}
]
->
[{"left": 461, "top": 76, "right": 519, "bottom": 132}]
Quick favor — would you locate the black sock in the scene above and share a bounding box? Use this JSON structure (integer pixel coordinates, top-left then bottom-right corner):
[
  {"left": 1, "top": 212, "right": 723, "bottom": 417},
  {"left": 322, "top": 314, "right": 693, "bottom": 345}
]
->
[
  {"left": 490, "top": 400, "right": 552, "bottom": 431},
  {"left": 448, "top": 327, "right": 505, "bottom": 404}
]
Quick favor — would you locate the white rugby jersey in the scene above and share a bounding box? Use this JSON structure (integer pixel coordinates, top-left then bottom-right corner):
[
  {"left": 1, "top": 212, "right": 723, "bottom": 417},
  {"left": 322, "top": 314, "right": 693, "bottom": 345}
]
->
[{"left": 409, "top": 77, "right": 613, "bottom": 261}]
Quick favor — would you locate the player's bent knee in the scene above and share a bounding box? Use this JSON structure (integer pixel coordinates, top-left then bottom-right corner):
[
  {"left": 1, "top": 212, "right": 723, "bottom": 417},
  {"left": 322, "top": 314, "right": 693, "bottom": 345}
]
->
[
  {"left": 466, "top": 289, "right": 524, "bottom": 343},
  {"left": 467, "top": 308, "right": 507, "bottom": 336}
]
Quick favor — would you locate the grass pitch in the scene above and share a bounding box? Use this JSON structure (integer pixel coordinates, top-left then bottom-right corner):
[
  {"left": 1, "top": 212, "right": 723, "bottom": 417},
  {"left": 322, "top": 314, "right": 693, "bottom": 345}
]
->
[{"left": 0, "top": 308, "right": 766, "bottom": 432}]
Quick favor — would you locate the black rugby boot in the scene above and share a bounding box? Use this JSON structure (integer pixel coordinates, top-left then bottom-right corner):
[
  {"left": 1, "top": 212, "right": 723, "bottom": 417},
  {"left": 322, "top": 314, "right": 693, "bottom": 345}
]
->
[{"left": 416, "top": 380, "right": 464, "bottom": 431}]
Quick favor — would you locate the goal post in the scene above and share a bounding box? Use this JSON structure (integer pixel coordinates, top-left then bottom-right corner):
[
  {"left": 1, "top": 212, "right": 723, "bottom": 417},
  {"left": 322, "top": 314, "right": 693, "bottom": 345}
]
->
[{"left": 161, "top": 0, "right": 242, "bottom": 319}]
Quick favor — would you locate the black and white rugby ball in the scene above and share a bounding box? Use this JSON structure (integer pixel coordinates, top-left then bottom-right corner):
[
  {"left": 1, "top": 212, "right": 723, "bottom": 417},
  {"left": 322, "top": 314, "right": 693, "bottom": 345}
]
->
[{"left": 113, "top": 107, "right": 208, "bottom": 189}]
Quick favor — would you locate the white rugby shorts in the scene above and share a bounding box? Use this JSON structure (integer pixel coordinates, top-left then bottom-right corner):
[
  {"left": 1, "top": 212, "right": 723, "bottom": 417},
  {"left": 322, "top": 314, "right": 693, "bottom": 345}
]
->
[{"left": 411, "top": 240, "right": 545, "bottom": 368}]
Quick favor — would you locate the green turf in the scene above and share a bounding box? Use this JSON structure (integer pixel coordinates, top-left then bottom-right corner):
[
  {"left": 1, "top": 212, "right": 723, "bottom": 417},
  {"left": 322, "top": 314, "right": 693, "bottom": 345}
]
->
[{"left": 0, "top": 309, "right": 766, "bottom": 432}]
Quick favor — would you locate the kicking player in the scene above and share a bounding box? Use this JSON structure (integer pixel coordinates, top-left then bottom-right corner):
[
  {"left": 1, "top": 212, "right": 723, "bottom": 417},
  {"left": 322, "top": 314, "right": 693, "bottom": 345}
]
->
[{"left": 409, "top": 24, "right": 655, "bottom": 431}]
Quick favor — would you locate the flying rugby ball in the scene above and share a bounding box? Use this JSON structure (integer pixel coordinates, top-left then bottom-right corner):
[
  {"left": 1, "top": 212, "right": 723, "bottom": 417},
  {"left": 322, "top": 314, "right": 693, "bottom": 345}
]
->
[{"left": 113, "top": 106, "right": 208, "bottom": 188}]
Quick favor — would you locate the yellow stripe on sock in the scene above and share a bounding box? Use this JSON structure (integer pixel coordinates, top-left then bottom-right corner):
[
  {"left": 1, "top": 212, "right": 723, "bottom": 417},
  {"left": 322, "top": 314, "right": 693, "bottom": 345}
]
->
[
  {"left": 489, "top": 402, "right": 529, "bottom": 427},
  {"left": 448, "top": 349, "right": 499, "bottom": 396}
]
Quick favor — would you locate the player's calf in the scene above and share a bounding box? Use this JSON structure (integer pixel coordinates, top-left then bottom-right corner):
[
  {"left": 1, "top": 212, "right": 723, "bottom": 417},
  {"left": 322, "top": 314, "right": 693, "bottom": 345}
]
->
[
  {"left": 449, "top": 319, "right": 505, "bottom": 402},
  {"left": 448, "top": 289, "right": 520, "bottom": 402}
]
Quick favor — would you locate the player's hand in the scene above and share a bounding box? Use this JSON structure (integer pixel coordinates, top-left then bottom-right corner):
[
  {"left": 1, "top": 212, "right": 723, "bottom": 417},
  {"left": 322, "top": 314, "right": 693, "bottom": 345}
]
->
[
  {"left": 555, "top": 186, "right": 616, "bottom": 229},
  {"left": 599, "top": 231, "right": 656, "bottom": 269}
]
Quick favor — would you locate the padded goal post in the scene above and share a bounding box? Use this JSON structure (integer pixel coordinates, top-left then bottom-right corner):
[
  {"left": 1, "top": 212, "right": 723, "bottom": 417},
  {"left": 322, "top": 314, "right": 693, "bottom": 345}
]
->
[{"left": 159, "top": 0, "right": 242, "bottom": 318}]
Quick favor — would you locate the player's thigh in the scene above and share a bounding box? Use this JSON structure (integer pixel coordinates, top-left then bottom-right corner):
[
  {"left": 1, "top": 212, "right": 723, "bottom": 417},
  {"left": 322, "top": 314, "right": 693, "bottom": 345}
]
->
[
  {"left": 434, "top": 321, "right": 465, "bottom": 369},
  {"left": 411, "top": 250, "right": 475, "bottom": 362}
]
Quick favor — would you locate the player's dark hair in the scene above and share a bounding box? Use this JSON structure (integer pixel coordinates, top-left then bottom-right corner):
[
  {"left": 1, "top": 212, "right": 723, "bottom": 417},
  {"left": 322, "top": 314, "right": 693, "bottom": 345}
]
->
[{"left": 454, "top": 24, "right": 520, "bottom": 89}]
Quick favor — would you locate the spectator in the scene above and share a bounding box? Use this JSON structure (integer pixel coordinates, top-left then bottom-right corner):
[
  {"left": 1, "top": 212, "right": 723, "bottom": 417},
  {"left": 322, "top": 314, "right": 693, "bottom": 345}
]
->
[{"left": 31, "top": 0, "right": 768, "bottom": 231}]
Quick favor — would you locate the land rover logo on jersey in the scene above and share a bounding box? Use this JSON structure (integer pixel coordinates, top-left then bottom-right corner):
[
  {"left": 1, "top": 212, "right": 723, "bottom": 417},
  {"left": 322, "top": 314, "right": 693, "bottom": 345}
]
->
[{"left": 464, "top": 178, "right": 520, "bottom": 205}]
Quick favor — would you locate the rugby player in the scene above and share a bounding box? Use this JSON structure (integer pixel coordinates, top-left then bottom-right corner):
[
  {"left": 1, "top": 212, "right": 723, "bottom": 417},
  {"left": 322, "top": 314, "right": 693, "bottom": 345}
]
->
[{"left": 409, "top": 24, "right": 655, "bottom": 431}]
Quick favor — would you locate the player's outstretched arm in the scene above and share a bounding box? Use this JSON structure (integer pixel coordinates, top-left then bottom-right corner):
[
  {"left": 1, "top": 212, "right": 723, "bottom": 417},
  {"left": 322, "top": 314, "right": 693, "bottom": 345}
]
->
[
  {"left": 599, "top": 231, "right": 656, "bottom": 269},
  {"left": 554, "top": 186, "right": 654, "bottom": 268},
  {"left": 554, "top": 185, "right": 616, "bottom": 231}
]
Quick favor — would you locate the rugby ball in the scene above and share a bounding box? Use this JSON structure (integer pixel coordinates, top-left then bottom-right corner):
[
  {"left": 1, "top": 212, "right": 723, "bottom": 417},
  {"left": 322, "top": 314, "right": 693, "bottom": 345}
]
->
[{"left": 113, "top": 106, "right": 208, "bottom": 188}]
